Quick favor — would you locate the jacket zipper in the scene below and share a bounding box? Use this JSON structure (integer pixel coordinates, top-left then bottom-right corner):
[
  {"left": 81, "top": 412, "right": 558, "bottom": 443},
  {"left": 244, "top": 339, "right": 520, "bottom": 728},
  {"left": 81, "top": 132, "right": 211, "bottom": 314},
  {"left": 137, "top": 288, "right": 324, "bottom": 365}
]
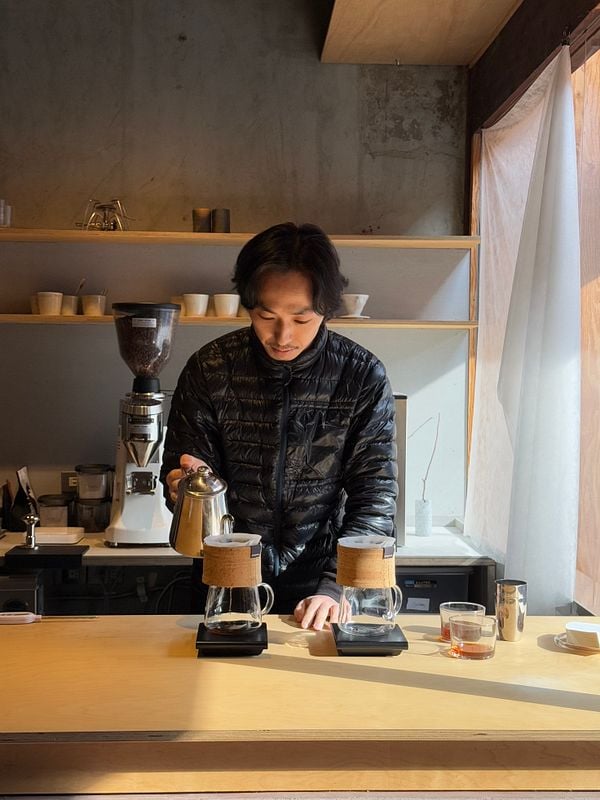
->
[{"left": 274, "top": 368, "right": 292, "bottom": 552}]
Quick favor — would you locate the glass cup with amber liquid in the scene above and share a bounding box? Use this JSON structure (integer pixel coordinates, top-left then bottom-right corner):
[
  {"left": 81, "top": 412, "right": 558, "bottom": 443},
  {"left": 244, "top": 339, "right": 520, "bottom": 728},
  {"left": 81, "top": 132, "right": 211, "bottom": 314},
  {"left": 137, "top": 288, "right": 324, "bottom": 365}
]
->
[
  {"left": 439, "top": 601, "right": 485, "bottom": 642},
  {"left": 449, "top": 614, "right": 497, "bottom": 659}
]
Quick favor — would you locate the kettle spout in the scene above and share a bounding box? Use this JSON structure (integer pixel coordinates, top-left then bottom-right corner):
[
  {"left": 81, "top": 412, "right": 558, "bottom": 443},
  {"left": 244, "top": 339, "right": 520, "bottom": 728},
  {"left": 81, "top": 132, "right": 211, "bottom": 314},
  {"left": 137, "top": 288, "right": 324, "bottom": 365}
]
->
[{"left": 220, "top": 513, "right": 235, "bottom": 536}]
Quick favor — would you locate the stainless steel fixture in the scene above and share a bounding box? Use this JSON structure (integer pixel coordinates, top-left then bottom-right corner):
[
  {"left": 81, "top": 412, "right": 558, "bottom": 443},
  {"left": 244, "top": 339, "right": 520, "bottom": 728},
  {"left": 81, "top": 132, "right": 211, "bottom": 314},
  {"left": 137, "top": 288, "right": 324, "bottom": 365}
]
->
[{"left": 169, "top": 466, "right": 234, "bottom": 558}]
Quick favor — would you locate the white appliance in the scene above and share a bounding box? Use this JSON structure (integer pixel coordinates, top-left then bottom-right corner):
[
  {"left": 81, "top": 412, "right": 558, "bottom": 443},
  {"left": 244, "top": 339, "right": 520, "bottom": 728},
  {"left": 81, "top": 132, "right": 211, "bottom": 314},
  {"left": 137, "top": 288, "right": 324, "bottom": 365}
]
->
[{"left": 105, "top": 302, "right": 179, "bottom": 546}]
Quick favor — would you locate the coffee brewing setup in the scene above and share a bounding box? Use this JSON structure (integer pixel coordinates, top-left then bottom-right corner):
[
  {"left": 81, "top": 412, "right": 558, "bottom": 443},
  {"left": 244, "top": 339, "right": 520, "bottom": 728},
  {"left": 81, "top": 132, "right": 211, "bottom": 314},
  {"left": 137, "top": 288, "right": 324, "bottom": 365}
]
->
[
  {"left": 105, "top": 302, "right": 180, "bottom": 546},
  {"left": 195, "top": 533, "right": 272, "bottom": 656},
  {"left": 168, "top": 467, "right": 272, "bottom": 656},
  {"left": 332, "top": 535, "right": 408, "bottom": 656}
]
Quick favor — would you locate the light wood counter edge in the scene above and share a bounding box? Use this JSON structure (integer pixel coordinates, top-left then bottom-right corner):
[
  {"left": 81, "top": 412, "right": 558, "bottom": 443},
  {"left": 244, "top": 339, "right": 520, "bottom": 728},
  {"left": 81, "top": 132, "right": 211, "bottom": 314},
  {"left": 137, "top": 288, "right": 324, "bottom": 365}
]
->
[
  {"left": 3, "top": 727, "right": 600, "bottom": 743},
  {"left": 1, "top": 740, "right": 599, "bottom": 793}
]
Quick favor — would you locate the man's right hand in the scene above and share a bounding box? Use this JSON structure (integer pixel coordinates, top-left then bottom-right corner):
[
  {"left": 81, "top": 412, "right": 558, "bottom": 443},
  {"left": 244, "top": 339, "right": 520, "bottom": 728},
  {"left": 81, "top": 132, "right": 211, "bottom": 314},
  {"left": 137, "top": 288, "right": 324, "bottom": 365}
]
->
[{"left": 166, "top": 454, "right": 209, "bottom": 503}]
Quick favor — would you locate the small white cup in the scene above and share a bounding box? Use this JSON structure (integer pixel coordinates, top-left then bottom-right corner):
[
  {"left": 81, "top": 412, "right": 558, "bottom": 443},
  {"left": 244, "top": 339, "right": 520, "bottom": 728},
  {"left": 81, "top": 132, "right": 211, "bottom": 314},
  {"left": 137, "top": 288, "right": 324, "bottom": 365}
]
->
[
  {"left": 183, "top": 293, "right": 209, "bottom": 317},
  {"left": 37, "top": 292, "right": 63, "bottom": 315},
  {"left": 82, "top": 294, "right": 106, "bottom": 316},
  {"left": 0, "top": 202, "right": 12, "bottom": 227},
  {"left": 61, "top": 295, "right": 79, "bottom": 315},
  {"left": 214, "top": 293, "right": 240, "bottom": 317},
  {"left": 341, "top": 293, "right": 369, "bottom": 317}
]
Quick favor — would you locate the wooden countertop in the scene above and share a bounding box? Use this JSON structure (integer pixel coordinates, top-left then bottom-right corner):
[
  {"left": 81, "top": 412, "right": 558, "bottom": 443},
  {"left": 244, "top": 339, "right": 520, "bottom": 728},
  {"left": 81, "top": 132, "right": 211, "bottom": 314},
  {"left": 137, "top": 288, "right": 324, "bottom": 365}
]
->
[{"left": 0, "top": 614, "right": 598, "bottom": 793}]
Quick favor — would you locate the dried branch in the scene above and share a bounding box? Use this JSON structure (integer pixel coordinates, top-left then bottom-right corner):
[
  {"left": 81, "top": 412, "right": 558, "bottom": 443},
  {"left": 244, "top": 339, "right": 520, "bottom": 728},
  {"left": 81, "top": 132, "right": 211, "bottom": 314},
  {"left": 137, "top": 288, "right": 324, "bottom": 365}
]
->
[
  {"left": 408, "top": 414, "right": 441, "bottom": 502},
  {"left": 420, "top": 413, "right": 440, "bottom": 501}
]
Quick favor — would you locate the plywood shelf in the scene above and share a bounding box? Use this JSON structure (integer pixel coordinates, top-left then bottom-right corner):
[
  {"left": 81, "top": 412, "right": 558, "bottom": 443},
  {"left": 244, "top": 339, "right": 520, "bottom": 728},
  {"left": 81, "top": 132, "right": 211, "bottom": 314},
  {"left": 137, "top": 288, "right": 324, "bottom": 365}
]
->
[
  {"left": 0, "top": 314, "right": 478, "bottom": 330},
  {"left": 0, "top": 228, "right": 480, "bottom": 250}
]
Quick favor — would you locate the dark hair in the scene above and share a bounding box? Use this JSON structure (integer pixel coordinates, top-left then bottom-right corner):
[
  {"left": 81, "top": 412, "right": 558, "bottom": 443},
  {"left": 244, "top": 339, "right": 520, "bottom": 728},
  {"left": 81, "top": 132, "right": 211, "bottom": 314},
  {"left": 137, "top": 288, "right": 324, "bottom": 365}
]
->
[{"left": 232, "top": 222, "right": 348, "bottom": 319}]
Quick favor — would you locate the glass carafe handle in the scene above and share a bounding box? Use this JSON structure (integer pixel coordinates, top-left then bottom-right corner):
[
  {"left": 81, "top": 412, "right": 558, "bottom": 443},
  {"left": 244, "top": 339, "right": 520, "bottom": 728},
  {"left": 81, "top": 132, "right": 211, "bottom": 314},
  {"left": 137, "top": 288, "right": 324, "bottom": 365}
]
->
[
  {"left": 391, "top": 584, "right": 403, "bottom": 614},
  {"left": 258, "top": 582, "right": 274, "bottom": 615}
]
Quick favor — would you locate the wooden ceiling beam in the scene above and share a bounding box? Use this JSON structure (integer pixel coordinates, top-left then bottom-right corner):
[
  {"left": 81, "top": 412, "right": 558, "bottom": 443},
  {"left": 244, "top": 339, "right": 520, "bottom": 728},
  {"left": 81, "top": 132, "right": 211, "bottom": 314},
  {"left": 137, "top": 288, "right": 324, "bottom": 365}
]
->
[
  {"left": 321, "top": 0, "right": 523, "bottom": 66},
  {"left": 467, "top": 0, "right": 600, "bottom": 135}
]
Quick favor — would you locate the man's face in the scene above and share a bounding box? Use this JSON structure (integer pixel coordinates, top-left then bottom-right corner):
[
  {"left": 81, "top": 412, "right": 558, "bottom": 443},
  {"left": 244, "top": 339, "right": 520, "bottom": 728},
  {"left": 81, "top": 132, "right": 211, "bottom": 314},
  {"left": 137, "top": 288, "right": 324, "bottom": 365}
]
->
[{"left": 249, "top": 270, "right": 324, "bottom": 361}]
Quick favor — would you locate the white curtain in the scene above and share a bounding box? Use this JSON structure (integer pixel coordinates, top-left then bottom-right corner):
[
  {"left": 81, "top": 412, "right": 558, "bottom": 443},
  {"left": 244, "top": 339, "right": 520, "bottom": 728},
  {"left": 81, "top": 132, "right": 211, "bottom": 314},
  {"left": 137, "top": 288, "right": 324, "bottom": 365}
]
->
[{"left": 465, "top": 47, "right": 581, "bottom": 614}]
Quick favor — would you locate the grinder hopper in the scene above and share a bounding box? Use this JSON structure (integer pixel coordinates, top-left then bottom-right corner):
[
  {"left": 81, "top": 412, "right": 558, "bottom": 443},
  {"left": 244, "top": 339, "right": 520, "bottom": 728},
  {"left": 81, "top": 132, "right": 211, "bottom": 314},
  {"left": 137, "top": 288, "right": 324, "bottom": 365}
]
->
[{"left": 112, "top": 302, "right": 179, "bottom": 467}]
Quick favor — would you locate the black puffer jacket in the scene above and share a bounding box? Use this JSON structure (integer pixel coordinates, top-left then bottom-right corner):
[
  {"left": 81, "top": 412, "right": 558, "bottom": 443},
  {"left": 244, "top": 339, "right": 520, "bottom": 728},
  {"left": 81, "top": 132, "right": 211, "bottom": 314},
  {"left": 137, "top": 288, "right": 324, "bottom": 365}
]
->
[{"left": 161, "top": 323, "right": 397, "bottom": 601}]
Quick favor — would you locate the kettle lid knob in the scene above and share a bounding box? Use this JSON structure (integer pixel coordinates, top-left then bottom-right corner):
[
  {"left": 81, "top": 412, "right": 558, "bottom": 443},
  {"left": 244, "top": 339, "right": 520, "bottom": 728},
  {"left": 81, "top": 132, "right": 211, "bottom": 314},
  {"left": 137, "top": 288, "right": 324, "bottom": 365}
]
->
[{"left": 183, "top": 465, "right": 228, "bottom": 496}]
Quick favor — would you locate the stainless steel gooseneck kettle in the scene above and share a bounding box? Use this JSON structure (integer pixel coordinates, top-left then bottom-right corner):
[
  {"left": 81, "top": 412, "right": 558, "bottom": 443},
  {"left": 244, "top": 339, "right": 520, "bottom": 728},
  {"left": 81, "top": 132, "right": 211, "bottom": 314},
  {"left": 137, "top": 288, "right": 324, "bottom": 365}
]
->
[{"left": 169, "top": 466, "right": 234, "bottom": 558}]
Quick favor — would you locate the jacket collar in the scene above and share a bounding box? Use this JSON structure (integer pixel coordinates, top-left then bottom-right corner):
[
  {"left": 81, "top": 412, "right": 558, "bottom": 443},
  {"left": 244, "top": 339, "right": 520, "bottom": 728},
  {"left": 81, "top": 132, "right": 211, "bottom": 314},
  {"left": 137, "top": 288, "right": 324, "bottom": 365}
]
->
[{"left": 249, "top": 322, "right": 329, "bottom": 374}]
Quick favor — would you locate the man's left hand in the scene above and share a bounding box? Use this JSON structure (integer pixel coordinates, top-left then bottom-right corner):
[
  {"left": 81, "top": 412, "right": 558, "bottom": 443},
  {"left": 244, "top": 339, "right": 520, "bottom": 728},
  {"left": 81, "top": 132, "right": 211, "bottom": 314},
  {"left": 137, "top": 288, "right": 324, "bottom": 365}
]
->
[{"left": 294, "top": 595, "right": 339, "bottom": 630}]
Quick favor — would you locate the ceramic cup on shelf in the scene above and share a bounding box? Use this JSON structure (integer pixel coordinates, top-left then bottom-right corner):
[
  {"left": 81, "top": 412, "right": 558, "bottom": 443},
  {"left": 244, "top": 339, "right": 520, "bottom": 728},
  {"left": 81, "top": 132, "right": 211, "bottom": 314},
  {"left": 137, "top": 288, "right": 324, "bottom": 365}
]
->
[
  {"left": 61, "top": 295, "right": 78, "bottom": 315},
  {"left": 37, "top": 291, "right": 63, "bottom": 315},
  {"left": 0, "top": 200, "right": 12, "bottom": 227},
  {"left": 192, "top": 208, "right": 212, "bottom": 233},
  {"left": 210, "top": 208, "right": 231, "bottom": 233},
  {"left": 214, "top": 293, "right": 240, "bottom": 317},
  {"left": 81, "top": 294, "right": 107, "bottom": 316},
  {"left": 183, "top": 293, "right": 209, "bottom": 317},
  {"left": 341, "top": 293, "right": 369, "bottom": 317}
]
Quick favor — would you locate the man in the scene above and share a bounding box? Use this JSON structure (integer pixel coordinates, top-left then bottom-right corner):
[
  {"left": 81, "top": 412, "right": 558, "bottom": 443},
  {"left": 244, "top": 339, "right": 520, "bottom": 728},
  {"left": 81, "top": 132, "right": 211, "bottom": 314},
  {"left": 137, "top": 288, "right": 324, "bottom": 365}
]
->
[{"left": 161, "top": 222, "right": 397, "bottom": 630}]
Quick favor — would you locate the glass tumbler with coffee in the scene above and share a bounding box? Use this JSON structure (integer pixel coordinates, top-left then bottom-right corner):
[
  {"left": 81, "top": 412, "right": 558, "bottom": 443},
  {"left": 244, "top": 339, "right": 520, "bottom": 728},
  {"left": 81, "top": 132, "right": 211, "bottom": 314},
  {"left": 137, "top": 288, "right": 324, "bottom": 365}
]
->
[
  {"left": 439, "top": 601, "right": 485, "bottom": 641},
  {"left": 449, "top": 614, "right": 497, "bottom": 659}
]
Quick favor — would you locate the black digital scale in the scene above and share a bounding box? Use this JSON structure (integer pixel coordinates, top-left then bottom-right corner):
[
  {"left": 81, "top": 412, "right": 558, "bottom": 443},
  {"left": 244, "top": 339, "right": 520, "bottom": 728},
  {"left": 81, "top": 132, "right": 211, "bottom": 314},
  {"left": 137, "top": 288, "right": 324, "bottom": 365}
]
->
[
  {"left": 196, "top": 622, "right": 268, "bottom": 657},
  {"left": 4, "top": 545, "right": 89, "bottom": 569},
  {"left": 195, "top": 622, "right": 408, "bottom": 657},
  {"left": 331, "top": 623, "right": 409, "bottom": 656}
]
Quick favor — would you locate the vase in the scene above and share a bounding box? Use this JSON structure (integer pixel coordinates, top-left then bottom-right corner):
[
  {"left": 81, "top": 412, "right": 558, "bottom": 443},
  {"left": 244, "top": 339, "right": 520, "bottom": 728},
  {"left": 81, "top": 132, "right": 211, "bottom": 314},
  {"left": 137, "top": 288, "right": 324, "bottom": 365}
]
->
[{"left": 414, "top": 498, "right": 432, "bottom": 537}]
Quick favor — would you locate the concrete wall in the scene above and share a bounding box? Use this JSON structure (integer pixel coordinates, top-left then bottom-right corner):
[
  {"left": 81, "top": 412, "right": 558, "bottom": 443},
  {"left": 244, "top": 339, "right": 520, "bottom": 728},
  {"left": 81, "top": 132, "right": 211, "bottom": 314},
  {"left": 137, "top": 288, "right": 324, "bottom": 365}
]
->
[{"left": 0, "top": 0, "right": 466, "bottom": 235}]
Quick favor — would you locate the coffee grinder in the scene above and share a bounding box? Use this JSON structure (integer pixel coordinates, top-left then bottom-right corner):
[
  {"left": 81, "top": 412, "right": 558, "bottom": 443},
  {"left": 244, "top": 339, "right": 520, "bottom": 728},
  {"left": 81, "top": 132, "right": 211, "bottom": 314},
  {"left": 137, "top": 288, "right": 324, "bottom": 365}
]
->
[{"left": 105, "top": 302, "right": 180, "bottom": 546}]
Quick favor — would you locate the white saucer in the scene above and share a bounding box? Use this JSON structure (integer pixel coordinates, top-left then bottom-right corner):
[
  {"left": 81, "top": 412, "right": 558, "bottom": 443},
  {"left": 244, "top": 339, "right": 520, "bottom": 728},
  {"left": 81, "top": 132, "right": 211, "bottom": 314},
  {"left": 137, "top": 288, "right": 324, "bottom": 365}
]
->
[
  {"left": 554, "top": 633, "right": 600, "bottom": 653},
  {"left": 339, "top": 314, "right": 370, "bottom": 319}
]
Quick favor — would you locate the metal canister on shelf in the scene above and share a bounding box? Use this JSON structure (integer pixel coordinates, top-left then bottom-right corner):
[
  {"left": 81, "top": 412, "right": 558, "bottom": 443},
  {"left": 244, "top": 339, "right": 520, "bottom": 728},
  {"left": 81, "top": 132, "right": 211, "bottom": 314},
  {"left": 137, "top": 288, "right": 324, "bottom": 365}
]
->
[
  {"left": 38, "top": 494, "right": 71, "bottom": 527},
  {"left": 75, "top": 498, "right": 111, "bottom": 533},
  {"left": 75, "top": 464, "right": 113, "bottom": 500}
]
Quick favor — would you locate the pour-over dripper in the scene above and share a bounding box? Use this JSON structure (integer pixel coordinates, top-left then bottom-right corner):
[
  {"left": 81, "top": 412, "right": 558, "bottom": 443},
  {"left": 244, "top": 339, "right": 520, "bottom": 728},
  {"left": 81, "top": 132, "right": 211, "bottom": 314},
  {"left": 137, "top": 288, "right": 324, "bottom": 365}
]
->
[{"left": 113, "top": 302, "right": 180, "bottom": 394}]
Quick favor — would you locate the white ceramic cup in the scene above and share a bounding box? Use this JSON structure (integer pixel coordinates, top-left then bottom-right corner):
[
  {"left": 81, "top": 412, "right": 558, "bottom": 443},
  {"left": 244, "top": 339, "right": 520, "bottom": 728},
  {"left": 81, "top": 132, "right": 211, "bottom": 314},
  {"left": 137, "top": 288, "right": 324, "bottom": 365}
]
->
[
  {"left": 0, "top": 202, "right": 12, "bottom": 227},
  {"left": 37, "top": 292, "right": 63, "bottom": 315},
  {"left": 82, "top": 294, "right": 106, "bottom": 316},
  {"left": 341, "top": 293, "right": 369, "bottom": 317},
  {"left": 61, "top": 295, "right": 79, "bottom": 315},
  {"left": 183, "top": 293, "right": 209, "bottom": 316},
  {"left": 214, "top": 293, "right": 240, "bottom": 317}
]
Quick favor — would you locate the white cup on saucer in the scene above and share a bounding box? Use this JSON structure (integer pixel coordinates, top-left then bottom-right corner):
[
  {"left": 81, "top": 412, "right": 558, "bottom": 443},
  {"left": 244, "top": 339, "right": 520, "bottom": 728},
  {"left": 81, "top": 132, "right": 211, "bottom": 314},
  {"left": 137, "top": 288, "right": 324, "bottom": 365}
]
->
[{"left": 341, "top": 293, "right": 369, "bottom": 317}]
